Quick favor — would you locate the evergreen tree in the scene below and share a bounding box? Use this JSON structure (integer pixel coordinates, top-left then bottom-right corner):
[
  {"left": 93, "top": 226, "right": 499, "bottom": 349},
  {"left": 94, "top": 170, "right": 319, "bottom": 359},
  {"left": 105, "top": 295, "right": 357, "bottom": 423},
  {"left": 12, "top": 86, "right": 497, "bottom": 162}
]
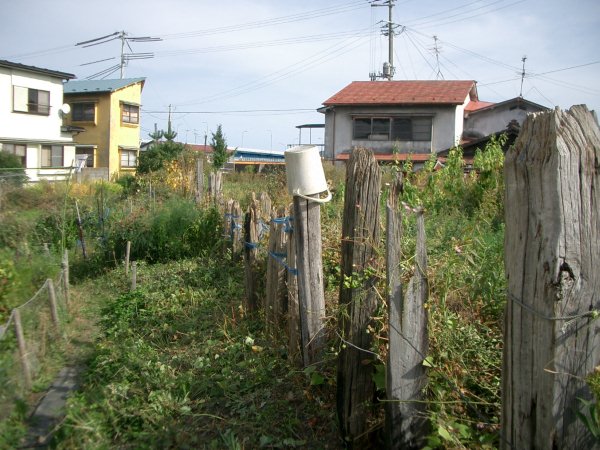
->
[
  {"left": 211, "top": 124, "right": 229, "bottom": 171},
  {"left": 137, "top": 128, "right": 185, "bottom": 174}
]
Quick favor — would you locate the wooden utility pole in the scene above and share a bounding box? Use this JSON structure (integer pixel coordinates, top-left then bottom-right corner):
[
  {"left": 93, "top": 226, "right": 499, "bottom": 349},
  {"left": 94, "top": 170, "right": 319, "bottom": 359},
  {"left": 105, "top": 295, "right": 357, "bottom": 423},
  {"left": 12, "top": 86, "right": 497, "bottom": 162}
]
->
[
  {"left": 502, "top": 105, "right": 600, "bottom": 448},
  {"left": 336, "top": 148, "right": 382, "bottom": 446}
]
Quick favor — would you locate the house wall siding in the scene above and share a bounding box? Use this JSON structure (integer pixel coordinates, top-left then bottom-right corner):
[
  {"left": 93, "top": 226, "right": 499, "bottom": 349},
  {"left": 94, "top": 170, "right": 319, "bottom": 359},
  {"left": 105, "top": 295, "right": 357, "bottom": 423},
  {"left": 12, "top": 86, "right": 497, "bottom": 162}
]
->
[
  {"left": 324, "top": 104, "right": 461, "bottom": 160},
  {"left": 0, "top": 66, "right": 75, "bottom": 182},
  {"left": 464, "top": 102, "right": 544, "bottom": 137}
]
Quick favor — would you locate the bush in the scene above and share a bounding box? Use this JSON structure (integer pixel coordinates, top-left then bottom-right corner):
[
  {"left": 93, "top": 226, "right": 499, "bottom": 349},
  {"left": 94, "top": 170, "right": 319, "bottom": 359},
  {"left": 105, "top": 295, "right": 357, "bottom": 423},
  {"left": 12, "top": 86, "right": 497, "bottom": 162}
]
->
[{"left": 0, "top": 152, "right": 27, "bottom": 186}]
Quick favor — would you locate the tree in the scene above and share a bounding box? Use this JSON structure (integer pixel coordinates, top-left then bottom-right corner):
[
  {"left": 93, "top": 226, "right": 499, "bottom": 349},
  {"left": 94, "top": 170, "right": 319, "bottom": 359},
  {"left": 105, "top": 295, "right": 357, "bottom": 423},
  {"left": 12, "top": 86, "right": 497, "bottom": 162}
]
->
[
  {"left": 137, "top": 129, "right": 185, "bottom": 174},
  {"left": 0, "top": 151, "right": 27, "bottom": 186},
  {"left": 211, "top": 124, "right": 229, "bottom": 171}
]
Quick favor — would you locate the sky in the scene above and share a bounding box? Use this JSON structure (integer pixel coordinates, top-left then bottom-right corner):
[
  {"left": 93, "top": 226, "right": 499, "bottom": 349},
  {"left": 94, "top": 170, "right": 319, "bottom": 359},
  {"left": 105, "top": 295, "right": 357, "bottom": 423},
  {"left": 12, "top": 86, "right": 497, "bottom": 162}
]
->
[{"left": 2, "top": 0, "right": 599, "bottom": 151}]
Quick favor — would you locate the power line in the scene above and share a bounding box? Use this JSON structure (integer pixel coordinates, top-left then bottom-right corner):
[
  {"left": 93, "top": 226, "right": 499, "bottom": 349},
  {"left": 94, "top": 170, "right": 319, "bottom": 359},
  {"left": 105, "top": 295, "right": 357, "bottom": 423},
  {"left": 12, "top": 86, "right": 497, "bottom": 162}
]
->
[{"left": 143, "top": 108, "right": 315, "bottom": 114}]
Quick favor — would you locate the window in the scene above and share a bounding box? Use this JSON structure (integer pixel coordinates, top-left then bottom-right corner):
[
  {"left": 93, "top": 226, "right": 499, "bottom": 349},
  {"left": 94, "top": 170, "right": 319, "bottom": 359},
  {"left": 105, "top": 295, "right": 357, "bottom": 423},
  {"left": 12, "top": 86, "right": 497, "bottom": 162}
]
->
[
  {"left": 41, "top": 145, "right": 64, "bottom": 167},
  {"left": 120, "top": 148, "right": 137, "bottom": 168},
  {"left": 72, "top": 103, "right": 95, "bottom": 122},
  {"left": 13, "top": 86, "right": 50, "bottom": 115},
  {"left": 353, "top": 116, "right": 432, "bottom": 141},
  {"left": 1, "top": 143, "right": 27, "bottom": 166},
  {"left": 121, "top": 103, "right": 139, "bottom": 124},
  {"left": 75, "top": 147, "right": 94, "bottom": 168}
]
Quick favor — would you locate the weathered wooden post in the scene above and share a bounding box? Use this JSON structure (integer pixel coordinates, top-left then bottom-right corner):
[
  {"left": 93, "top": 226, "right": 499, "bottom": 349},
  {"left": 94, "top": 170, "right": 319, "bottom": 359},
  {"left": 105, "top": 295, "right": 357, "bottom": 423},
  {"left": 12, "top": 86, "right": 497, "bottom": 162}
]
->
[
  {"left": 195, "top": 156, "right": 204, "bottom": 204},
  {"left": 231, "top": 201, "right": 243, "bottom": 261},
  {"left": 47, "top": 279, "right": 60, "bottom": 330},
  {"left": 243, "top": 200, "right": 260, "bottom": 313},
  {"left": 224, "top": 199, "right": 235, "bottom": 250},
  {"left": 265, "top": 206, "right": 289, "bottom": 330},
  {"left": 286, "top": 210, "right": 301, "bottom": 363},
  {"left": 336, "top": 148, "right": 381, "bottom": 447},
  {"left": 125, "top": 241, "right": 131, "bottom": 275},
  {"left": 131, "top": 261, "right": 137, "bottom": 291},
  {"left": 61, "top": 250, "right": 70, "bottom": 306},
  {"left": 385, "top": 180, "right": 429, "bottom": 448},
  {"left": 285, "top": 146, "right": 330, "bottom": 366},
  {"left": 259, "top": 192, "right": 272, "bottom": 222},
  {"left": 13, "top": 309, "right": 32, "bottom": 389},
  {"left": 43, "top": 243, "right": 50, "bottom": 256},
  {"left": 75, "top": 200, "right": 87, "bottom": 260},
  {"left": 502, "top": 105, "right": 600, "bottom": 448}
]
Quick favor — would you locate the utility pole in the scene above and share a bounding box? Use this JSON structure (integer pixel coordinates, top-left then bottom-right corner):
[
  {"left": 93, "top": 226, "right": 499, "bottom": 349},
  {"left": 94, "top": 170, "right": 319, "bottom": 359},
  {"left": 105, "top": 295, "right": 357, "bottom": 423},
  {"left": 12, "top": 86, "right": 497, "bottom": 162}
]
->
[
  {"left": 432, "top": 35, "right": 444, "bottom": 80},
  {"left": 369, "top": 0, "right": 399, "bottom": 81},
  {"left": 119, "top": 31, "right": 126, "bottom": 79},
  {"left": 519, "top": 55, "right": 527, "bottom": 97}
]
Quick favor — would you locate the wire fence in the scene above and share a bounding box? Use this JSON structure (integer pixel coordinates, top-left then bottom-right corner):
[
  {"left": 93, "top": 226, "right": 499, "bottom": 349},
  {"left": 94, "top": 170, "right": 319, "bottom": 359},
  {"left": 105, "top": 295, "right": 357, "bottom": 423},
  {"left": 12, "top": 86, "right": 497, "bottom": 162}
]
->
[{"left": 0, "top": 258, "right": 70, "bottom": 420}]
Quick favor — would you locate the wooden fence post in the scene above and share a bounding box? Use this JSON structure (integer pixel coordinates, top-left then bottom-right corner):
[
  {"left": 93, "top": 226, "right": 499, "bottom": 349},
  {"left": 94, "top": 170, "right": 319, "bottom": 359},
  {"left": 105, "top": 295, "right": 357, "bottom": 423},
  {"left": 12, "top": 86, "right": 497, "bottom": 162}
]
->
[
  {"left": 265, "top": 206, "right": 288, "bottom": 330},
  {"left": 336, "top": 148, "right": 381, "bottom": 447},
  {"left": 286, "top": 209, "right": 301, "bottom": 363},
  {"left": 47, "top": 279, "right": 60, "bottom": 330},
  {"left": 385, "top": 192, "right": 429, "bottom": 449},
  {"left": 293, "top": 194, "right": 326, "bottom": 366},
  {"left": 224, "top": 199, "right": 234, "bottom": 252},
  {"left": 43, "top": 243, "right": 50, "bottom": 256},
  {"left": 502, "top": 105, "right": 600, "bottom": 448},
  {"left": 125, "top": 241, "right": 131, "bottom": 275},
  {"left": 243, "top": 200, "right": 260, "bottom": 313},
  {"left": 259, "top": 191, "right": 272, "bottom": 222},
  {"left": 195, "top": 157, "right": 204, "bottom": 204},
  {"left": 61, "top": 250, "right": 70, "bottom": 306},
  {"left": 14, "top": 309, "right": 32, "bottom": 390},
  {"left": 131, "top": 261, "right": 137, "bottom": 291},
  {"left": 231, "top": 201, "right": 243, "bottom": 261}
]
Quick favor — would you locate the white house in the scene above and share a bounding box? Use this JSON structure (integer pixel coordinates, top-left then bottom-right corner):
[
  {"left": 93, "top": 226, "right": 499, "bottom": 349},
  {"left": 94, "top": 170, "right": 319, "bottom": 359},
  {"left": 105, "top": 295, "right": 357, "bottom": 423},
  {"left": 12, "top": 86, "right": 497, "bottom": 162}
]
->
[
  {"left": 319, "top": 80, "right": 478, "bottom": 164},
  {"left": 0, "top": 60, "right": 77, "bottom": 182}
]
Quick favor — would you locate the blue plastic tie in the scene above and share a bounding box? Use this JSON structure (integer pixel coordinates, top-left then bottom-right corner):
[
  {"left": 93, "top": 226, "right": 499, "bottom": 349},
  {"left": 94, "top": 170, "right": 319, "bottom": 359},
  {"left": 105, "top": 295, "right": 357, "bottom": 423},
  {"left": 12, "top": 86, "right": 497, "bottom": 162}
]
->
[{"left": 268, "top": 251, "right": 298, "bottom": 276}]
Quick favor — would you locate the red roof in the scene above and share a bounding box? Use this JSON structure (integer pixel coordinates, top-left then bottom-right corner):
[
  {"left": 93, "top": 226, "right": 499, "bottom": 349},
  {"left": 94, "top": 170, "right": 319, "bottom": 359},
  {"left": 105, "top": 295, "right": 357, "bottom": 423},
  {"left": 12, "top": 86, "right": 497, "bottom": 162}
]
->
[
  {"left": 323, "top": 80, "right": 477, "bottom": 106},
  {"left": 464, "top": 100, "right": 495, "bottom": 112},
  {"left": 335, "top": 152, "right": 434, "bottom": 162}
]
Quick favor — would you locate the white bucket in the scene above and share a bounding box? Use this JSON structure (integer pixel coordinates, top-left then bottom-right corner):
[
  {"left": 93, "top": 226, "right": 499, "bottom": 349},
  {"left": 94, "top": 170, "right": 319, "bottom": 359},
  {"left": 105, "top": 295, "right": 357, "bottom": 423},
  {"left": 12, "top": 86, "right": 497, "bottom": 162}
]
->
[{"left": 284, "top": 145, "right": 331, "bottom": 203}]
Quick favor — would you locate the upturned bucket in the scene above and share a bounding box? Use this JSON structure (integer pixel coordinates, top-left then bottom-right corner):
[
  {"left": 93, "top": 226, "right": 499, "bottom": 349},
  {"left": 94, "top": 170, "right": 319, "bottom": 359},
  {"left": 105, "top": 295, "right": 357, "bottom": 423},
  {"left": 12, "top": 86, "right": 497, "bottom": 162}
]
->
[{"left": 284, "top": 145, "right": 331, "bottom": 203}]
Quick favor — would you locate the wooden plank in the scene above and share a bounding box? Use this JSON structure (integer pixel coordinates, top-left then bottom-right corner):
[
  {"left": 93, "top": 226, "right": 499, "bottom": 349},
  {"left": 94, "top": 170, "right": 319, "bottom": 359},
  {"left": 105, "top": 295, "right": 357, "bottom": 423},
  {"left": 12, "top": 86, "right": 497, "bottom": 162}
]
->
[
  {"left": 287, "top": 208, "right": 301, "bottom": 364},
  {"left": 502, "top": 105, "right": 600, "bottom": 448},
  {"left": 265, "top": 206, "right": 289, "bottom": 331},
  {"left": 243, "top": 201, "right": 261, "bottom": 313},
  {"left": 336, "top": 148, "right": 382, "bottom": 446},
  {"left": 131, "top": 261, "right": 137, "bottom": 291},
  {"left": 47, "top": 279, "right": 60, "bottom": 331},
  {"left": 195, "top": 157, "right": 204, "bottom": 204},
  {"left": 231, "top": 201, "right": 243, "bottom": 261},
  {"left": 293, "top": 195, "right": 326, "bottom": 366},
  {"left": 14, "top": 308, "right": 32, "bottom": 390},
  {"left": 125, "top": 241, "right": 131, "bottom": 275}
]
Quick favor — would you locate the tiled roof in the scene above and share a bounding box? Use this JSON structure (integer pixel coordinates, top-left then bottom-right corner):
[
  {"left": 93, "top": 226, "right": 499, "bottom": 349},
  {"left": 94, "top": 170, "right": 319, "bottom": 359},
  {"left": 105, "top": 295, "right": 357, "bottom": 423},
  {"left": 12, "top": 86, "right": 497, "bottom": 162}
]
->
[
  {"left": 0, "top": 59, "right": 75, "bottom": 80},
  {"left": 63, "top": 77, "right": 145, "bottom": 94},
  {"left": 465, "top": 100, "right": 495, "bottom": 112},
  {"left": 323, "top": 80, "right": 477, "bottom": 106}
]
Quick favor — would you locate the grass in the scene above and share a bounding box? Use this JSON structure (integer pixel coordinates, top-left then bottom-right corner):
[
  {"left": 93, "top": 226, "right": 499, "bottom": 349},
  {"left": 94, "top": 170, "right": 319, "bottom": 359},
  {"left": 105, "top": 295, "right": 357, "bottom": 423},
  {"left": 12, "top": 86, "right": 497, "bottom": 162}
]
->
[{"left": 53, "top": 257, "right": 339, "bottom": 449}]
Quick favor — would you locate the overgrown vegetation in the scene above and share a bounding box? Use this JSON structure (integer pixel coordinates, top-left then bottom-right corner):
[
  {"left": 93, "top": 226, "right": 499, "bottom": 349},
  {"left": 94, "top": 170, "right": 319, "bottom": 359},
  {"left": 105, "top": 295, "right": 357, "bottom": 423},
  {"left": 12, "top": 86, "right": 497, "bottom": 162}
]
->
[{"left": 1, "top": 135, "right": 597, "bottom": 447}]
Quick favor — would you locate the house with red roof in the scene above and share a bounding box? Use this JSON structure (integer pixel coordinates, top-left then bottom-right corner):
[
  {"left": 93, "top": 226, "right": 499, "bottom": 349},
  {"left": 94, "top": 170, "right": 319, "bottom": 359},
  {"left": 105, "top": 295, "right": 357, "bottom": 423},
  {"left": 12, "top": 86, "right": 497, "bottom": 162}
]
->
[
  {"left": 319, "top": 80, "right": 478, "bottom": 164},
  {"left": 318, "top": 81, "right": 548, "bottom": 165}
]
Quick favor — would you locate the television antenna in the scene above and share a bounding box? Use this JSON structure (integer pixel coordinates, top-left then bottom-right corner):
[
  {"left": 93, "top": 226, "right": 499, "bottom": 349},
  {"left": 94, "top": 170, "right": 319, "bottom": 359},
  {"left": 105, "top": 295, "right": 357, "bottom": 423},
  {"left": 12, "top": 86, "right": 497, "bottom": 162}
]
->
[{"left": 76, "top": 31, "right": 161, "bottom": 79}]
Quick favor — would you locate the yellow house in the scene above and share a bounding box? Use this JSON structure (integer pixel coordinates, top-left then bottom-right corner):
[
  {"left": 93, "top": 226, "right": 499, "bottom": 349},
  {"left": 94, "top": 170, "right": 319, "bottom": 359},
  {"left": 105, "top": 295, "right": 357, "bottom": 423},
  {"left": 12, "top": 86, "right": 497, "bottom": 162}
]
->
[{"left": 62, "top": 77, "right": 145, "bottom": 178}]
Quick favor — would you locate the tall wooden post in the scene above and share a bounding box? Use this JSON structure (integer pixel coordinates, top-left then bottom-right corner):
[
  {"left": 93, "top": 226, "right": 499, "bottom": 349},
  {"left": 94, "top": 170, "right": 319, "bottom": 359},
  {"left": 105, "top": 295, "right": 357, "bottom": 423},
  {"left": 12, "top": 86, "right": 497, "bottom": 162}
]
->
[
  {"left": 265, "top": 206, "right": 289, "bottom": 330},
  {"left": 125, "top": 241, "right": 131, "bottom": 275},
  {"left": 293, "top": 195, "right": 326, "bottom": 366},
  {"left": 61, "top": 250, "right": 70, "bottom": 306},
  {"left": 198, "top": 157, "right": 204, "bottom": 198},
  {"left": 47, "top": 279, "right": 60, "bottom": 330},
  {"left": 502, "top": 105, "right": 600, "bottom": 448},
  {"left": 243, "top": 200, "right": 260, "bottom": 313},
  {"left": 286, "top": 210, "right": 301, "bottom": 364},
  {"left": 336, "top": 148, "right": 381, "bottom": 447},
  {"left": 385, "top": 194, "right": 429, "bottom": 449},
  {"left": 231, "top": 201, "right": 243, "bottom": 261},
  {"left": 14, "top": 309, "right": 32, "bottom": 390}
]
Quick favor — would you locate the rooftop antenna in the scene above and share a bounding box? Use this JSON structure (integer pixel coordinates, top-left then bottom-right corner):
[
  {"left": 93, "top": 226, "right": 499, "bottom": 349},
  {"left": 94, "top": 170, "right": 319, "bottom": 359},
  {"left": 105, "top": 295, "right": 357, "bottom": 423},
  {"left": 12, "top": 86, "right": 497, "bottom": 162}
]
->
[
  {"left": 76, "top": 31, "right": 161, "bottom": 79},
  {"left": 368, "top": 0, "right": 401, "bottom": 81},
  {"left": 519, "top": 55, "right": 527, "bottom": 97},
  {"left": 432, "top": 35, "right": 444, "bottom": 80}
]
